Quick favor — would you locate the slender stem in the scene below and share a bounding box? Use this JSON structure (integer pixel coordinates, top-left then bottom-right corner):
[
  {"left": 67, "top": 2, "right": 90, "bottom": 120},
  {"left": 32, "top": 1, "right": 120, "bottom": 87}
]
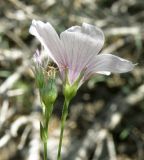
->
[
  {"left": 43, "top": 117, "right": 49, "bottom": 160},
  {"left": 41, "top": 103, "right": 53, "bottom": 160},
  {"left": 44, "top": 141, "right": 47, "bottom": 160},
  {"left": 57, "top": 99, "right": 70, "bottom": 160}
]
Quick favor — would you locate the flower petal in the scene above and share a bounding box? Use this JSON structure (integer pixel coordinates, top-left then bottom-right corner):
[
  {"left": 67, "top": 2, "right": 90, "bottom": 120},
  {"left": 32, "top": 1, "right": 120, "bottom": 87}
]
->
[
  {"left": 29, "top": 20, "right": 65, "bottom": 66},
  {"left": 60, "top": 23, "right": 104, "bottom": 84},
  {"left": 82, "top": 23, "right": 104, "bottom": 44},
  {"left": 84, "top": 54, "right": 134, "bottom": 80}
]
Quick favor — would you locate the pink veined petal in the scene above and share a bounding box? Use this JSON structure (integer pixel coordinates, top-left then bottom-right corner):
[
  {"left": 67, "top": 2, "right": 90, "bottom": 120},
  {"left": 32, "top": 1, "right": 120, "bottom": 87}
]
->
[
  {"left": 83, "top": 53, "right": 134, "bottom": 81},
  {"left": 60, "top": 23, "right": 105, "bottom": 84},
  {"left": 29, "top": 20, "right": 66, "bottom": 67}
]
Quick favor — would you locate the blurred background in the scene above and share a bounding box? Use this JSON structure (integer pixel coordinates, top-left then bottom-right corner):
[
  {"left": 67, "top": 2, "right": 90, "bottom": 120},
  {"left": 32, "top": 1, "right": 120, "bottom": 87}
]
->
[{"left": 0, "top": 0, "right": 144, "bottom": 160}]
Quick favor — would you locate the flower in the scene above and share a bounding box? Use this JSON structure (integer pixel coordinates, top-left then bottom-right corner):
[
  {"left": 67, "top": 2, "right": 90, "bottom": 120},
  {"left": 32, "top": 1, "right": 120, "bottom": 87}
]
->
[{"left": 29, "top": 20, "right": 134, "bottom": 86}]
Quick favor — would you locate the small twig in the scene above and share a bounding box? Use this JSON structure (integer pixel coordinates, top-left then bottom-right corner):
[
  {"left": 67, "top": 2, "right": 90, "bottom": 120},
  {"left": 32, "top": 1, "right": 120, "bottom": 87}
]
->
[
  {"left": 11, "top": 116, "right": 30, "bottom": 137},
  {"left": 105, "top": 26, "right": 141, "bottom": 36},
  {"left": 18, "top": 125, "right": 31, "bottom": 150},
  {"left": 27, "top": 114, "right": 41, "bottom": 160},
  {"left": 0, "top": 48, "right": 23, "bottom": 61},
  {"left": 0, "top": 97, "right": 9, "bottom": 128},
  {"left": 106, "top": 133, "right": 117, "bottom": 160},
  {"left": 92, "top": 129, "right": 109, "bottom": 160},
  {"left": 7, "top": 89, "right": 26, "bottom": 97},
  {"left": 0, "top": 133, "right": 11, "bottom": 148},
  {"left": 92, "top": 138, "right": 103, "bottom": 160}
]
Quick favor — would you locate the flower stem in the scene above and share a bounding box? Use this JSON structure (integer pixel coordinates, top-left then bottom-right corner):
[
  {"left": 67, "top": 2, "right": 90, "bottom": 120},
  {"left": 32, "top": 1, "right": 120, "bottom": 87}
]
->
[
  {"left": 41, "top": 103, "right": 53, "bottom": 160},
  {"left": 57, "top": 99, "right": 70, "bottom": 160},
  {"left": 44, "top": 141, "right": 47, "bottom": 160}
]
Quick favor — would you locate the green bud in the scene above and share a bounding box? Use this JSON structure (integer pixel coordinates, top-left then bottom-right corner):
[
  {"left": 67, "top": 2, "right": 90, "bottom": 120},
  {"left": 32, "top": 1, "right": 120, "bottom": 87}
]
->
[{"left": 40, "top": 78, "right": 57, "bottom": 107}]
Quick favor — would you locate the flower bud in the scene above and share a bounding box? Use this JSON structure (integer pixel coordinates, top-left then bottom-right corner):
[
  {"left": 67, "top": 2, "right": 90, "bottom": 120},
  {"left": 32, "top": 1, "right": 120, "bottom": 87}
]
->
[
  {"left": 40, "top": 77, "right": 57, "bottom": 107},
  {"left": 32, "top": 49, "right": 57, "bottom": 107}
]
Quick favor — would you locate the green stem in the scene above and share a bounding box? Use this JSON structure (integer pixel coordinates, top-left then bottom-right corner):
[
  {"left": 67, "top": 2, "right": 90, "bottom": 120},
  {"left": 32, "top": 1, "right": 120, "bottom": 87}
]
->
[
  {"left": 44, "top": 141, "right": 47, "bottom": 160},
  {"left": 41, "top": 103, "right": 53, "bottom": 160},
  {"left": 57, "top": 99, "right": 70, "bottom": 160}
]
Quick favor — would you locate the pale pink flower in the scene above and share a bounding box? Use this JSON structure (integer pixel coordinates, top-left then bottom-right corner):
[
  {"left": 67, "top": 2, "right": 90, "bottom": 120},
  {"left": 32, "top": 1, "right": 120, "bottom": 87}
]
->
[{"left": 29, "top": 20, "right": 134, "bottom": 86}]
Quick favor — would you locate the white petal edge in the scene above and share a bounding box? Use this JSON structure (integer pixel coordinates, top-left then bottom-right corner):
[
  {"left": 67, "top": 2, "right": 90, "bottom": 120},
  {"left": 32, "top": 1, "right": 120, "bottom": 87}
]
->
[{"left": 96, "top": 71, "right": 111, "bottom": 75}]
